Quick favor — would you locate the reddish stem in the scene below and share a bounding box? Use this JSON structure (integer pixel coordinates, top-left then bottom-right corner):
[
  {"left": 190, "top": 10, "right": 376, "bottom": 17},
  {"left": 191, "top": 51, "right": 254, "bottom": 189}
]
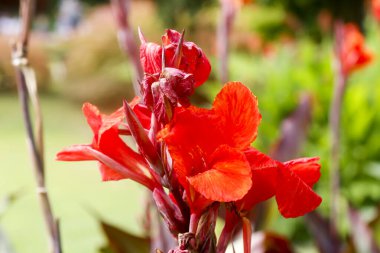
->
[
  {"left": 329, "top": 21, "right": 347, "bottom": 232},
  {"left": 111, "top": 0, "right": 143, "bottom": 96},
  {"left": 217, "top": 212, "right": 239, "bottom": 253}
]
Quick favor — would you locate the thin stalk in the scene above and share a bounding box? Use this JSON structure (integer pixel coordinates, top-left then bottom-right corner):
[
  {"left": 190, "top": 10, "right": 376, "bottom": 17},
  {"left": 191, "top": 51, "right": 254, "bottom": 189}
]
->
[
  {"left": 12, "top": 0, "right": 61, "bottom": 252},
  {"left": 329, "top": 70, "right": 346, "bottom": 231},
  {"left": 329, "top": 23, "right": 347, "bottom": 231},
  {"left": 110, "top": 0, "right": 143, "bottom": 96}
]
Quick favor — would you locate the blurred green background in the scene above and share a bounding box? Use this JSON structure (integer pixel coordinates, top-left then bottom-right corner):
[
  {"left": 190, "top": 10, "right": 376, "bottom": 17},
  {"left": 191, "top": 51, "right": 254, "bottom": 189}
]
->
[{"left": 1, "top": 0, "right": 380, "bottom": 252}]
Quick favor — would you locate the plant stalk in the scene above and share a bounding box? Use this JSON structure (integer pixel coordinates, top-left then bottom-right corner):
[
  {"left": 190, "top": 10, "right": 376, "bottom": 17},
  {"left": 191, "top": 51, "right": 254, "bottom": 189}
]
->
[
  {"left": 217, "top": 0, "right": 237, "bottom": 84},
  {"left": 12, "top": 0, "right": 61, "bottom": 252},
  {"left": 110, "top": 0, "right": 143, "bottom": 96},
  {"left": 329, "top": 22, "right": 347, "bottom": 231}
]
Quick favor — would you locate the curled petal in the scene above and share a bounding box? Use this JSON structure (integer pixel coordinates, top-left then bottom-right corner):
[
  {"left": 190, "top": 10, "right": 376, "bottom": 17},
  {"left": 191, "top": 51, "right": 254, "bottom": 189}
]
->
[
  {"left": 188, "top": 145, "right": 252, "bottom": 202},
  {"left": 213, "top": 82, "right": 261, "bottom": 149}
]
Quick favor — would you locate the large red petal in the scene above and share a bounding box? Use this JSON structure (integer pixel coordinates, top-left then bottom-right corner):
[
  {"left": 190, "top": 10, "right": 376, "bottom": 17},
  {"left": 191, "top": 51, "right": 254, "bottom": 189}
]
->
[
  {"left": 284, "top": 157, "right": 321, "bottom": 187},
  {"left": 237, "top": 148, "right": 279, "bottom": 211},
  {"left": 275, "top": 166, "right": 322, "bottom": 218},
  {"left": 98, "top": 128, "right": 149, "bottom": 177},
  {"left": 213, "top": 82, "right": 261, "bottom": 149},
  {"left": 188, "top": 145, "right": 252, "bottom": 202},
  {"left": 161, "top": 106, "right": 223, "bottom": 186}
]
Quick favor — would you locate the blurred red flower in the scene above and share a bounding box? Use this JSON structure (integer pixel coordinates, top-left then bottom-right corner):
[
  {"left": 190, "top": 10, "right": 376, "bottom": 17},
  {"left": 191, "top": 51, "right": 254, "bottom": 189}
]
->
[
  {"left": 139, "top": 29, "right": 211, "bottom": 87},
  {"left": 372, "top": 0, "right": 380, "bottom": 21},
  {"left": 338, "top": 24, "right": 373, "bottom": 75}
]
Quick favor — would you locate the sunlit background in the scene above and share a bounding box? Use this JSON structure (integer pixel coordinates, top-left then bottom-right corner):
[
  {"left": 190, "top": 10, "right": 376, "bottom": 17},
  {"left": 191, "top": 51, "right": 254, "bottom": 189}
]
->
[{"left": 1, "top": 0, "right": 380, "bottom": 252}]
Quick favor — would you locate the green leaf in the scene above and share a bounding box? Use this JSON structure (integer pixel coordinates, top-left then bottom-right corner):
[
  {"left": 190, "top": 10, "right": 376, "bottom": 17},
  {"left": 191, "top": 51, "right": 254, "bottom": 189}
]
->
[{"left": 100, "top": 221, "right": 150, "bottom": 253}]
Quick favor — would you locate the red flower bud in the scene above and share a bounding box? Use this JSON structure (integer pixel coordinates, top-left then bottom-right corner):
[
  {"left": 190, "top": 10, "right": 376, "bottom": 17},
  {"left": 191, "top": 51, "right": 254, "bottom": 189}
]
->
[
  {"left": 141, "top": 68, "right": 195, "bottom": 124},
  {"left": 140, "top": 29, "right": 211, "bottom": 87}
]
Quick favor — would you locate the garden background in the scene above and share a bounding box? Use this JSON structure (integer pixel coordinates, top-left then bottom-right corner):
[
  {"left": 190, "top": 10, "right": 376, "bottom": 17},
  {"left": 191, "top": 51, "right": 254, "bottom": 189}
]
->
[{"left": 1, "top": 0, "right": 380, "bottom": 252}]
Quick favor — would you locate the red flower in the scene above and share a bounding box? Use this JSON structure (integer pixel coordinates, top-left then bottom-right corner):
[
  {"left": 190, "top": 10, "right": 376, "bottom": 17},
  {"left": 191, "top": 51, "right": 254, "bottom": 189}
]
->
[
  {"left": 159, "top": 82, "right": 260, "bottom": 212},
  {"left": 139, "top": 29, "right": 211, "bottom": 87},
  {"left": 338, "top": 24, "right": 373, "bottom": 75},
  {"left": 160, "top": 82, "right": 322, "bottom": 217},
  {"left": 56, "top": 99, "right": 159, "bottom": 190}
]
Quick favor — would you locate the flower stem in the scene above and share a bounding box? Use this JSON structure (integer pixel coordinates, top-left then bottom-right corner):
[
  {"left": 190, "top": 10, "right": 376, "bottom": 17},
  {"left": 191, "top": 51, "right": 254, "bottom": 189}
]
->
[
  {"left": 189, "top": 213, "right": 200, "bottom": 234},
  {"left": 216, "top": 212, "right": 239, "bottom": 253}
]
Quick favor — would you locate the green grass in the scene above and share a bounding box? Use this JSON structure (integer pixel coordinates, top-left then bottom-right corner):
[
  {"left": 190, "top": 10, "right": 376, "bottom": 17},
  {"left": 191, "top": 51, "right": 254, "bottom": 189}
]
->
[{"left": 0, "top": 94, "right": 146, "bottom": 253}]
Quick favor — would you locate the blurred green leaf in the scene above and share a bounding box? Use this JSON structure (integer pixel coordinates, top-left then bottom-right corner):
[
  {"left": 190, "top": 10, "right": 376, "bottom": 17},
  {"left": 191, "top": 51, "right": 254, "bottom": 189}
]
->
[{"left": 100, "top": 221, "right": 150, "bottom": 253}]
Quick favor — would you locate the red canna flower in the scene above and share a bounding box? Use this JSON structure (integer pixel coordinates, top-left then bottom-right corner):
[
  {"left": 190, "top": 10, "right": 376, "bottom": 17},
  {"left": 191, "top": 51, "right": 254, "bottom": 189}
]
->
[
  {"left": 160, "top": 82, "right": 322, "bottom": 217},
  {"left": 56, "top": 99, "right": 159, "bottom": 190},
  {"left": 338, "top": 24, "right": 373, "bottom": 75},
  {"left": 139, "top": 29, "right": 211, "bottom": 87},
  {"left": 159, "top": 82, "right": 259, "bottom": 212}
]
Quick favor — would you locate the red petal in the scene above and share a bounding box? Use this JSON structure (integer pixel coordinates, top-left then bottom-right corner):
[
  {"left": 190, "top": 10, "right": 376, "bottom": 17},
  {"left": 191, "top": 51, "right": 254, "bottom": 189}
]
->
[
  {"left": 162, "top": 29, "right": 181, "bottom": 45},
  {"left": 141, "top": 29, "right": 211, "bottom": 87},
  {"left": 140, "top": 42, "right": 162, "bottom": 74},
  {"left": 213, "top": 82, "right": 261, "bottom": 149},
  {"left": 275, "top": 166, "right": 322, "bottom": 218},
  {"left": 123, "top": 100, "right": 164, "bottom": 177},
  {"left": 56, "top": 145, "right": 95, "bottom": 161},
  {"left": 188, "top": 145, "right": 252, "bottom": 202},
  {"left": 284, "top": 157, "right": 321, "bottom": 187},
  {"left": 237, "top": 148, "right": 279, "bottom": 211},
  {"left": 99, "top": 163, "right": 126, "bottom": 181},
  {"left": 161, "top": 106, "right": 222, "bottom": 186},
  {"left": 82, "top": 103, "right": 102, "bottom": 137},
  {"left": 98, "top": 128, "right": 149, "bottom": 177}
]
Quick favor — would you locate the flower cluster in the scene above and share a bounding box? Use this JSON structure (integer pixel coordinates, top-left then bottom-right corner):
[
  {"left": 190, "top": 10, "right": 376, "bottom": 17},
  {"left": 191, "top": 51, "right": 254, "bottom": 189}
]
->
[{"left": 57, "top": 29, "right": 322, "bottom": 253}]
